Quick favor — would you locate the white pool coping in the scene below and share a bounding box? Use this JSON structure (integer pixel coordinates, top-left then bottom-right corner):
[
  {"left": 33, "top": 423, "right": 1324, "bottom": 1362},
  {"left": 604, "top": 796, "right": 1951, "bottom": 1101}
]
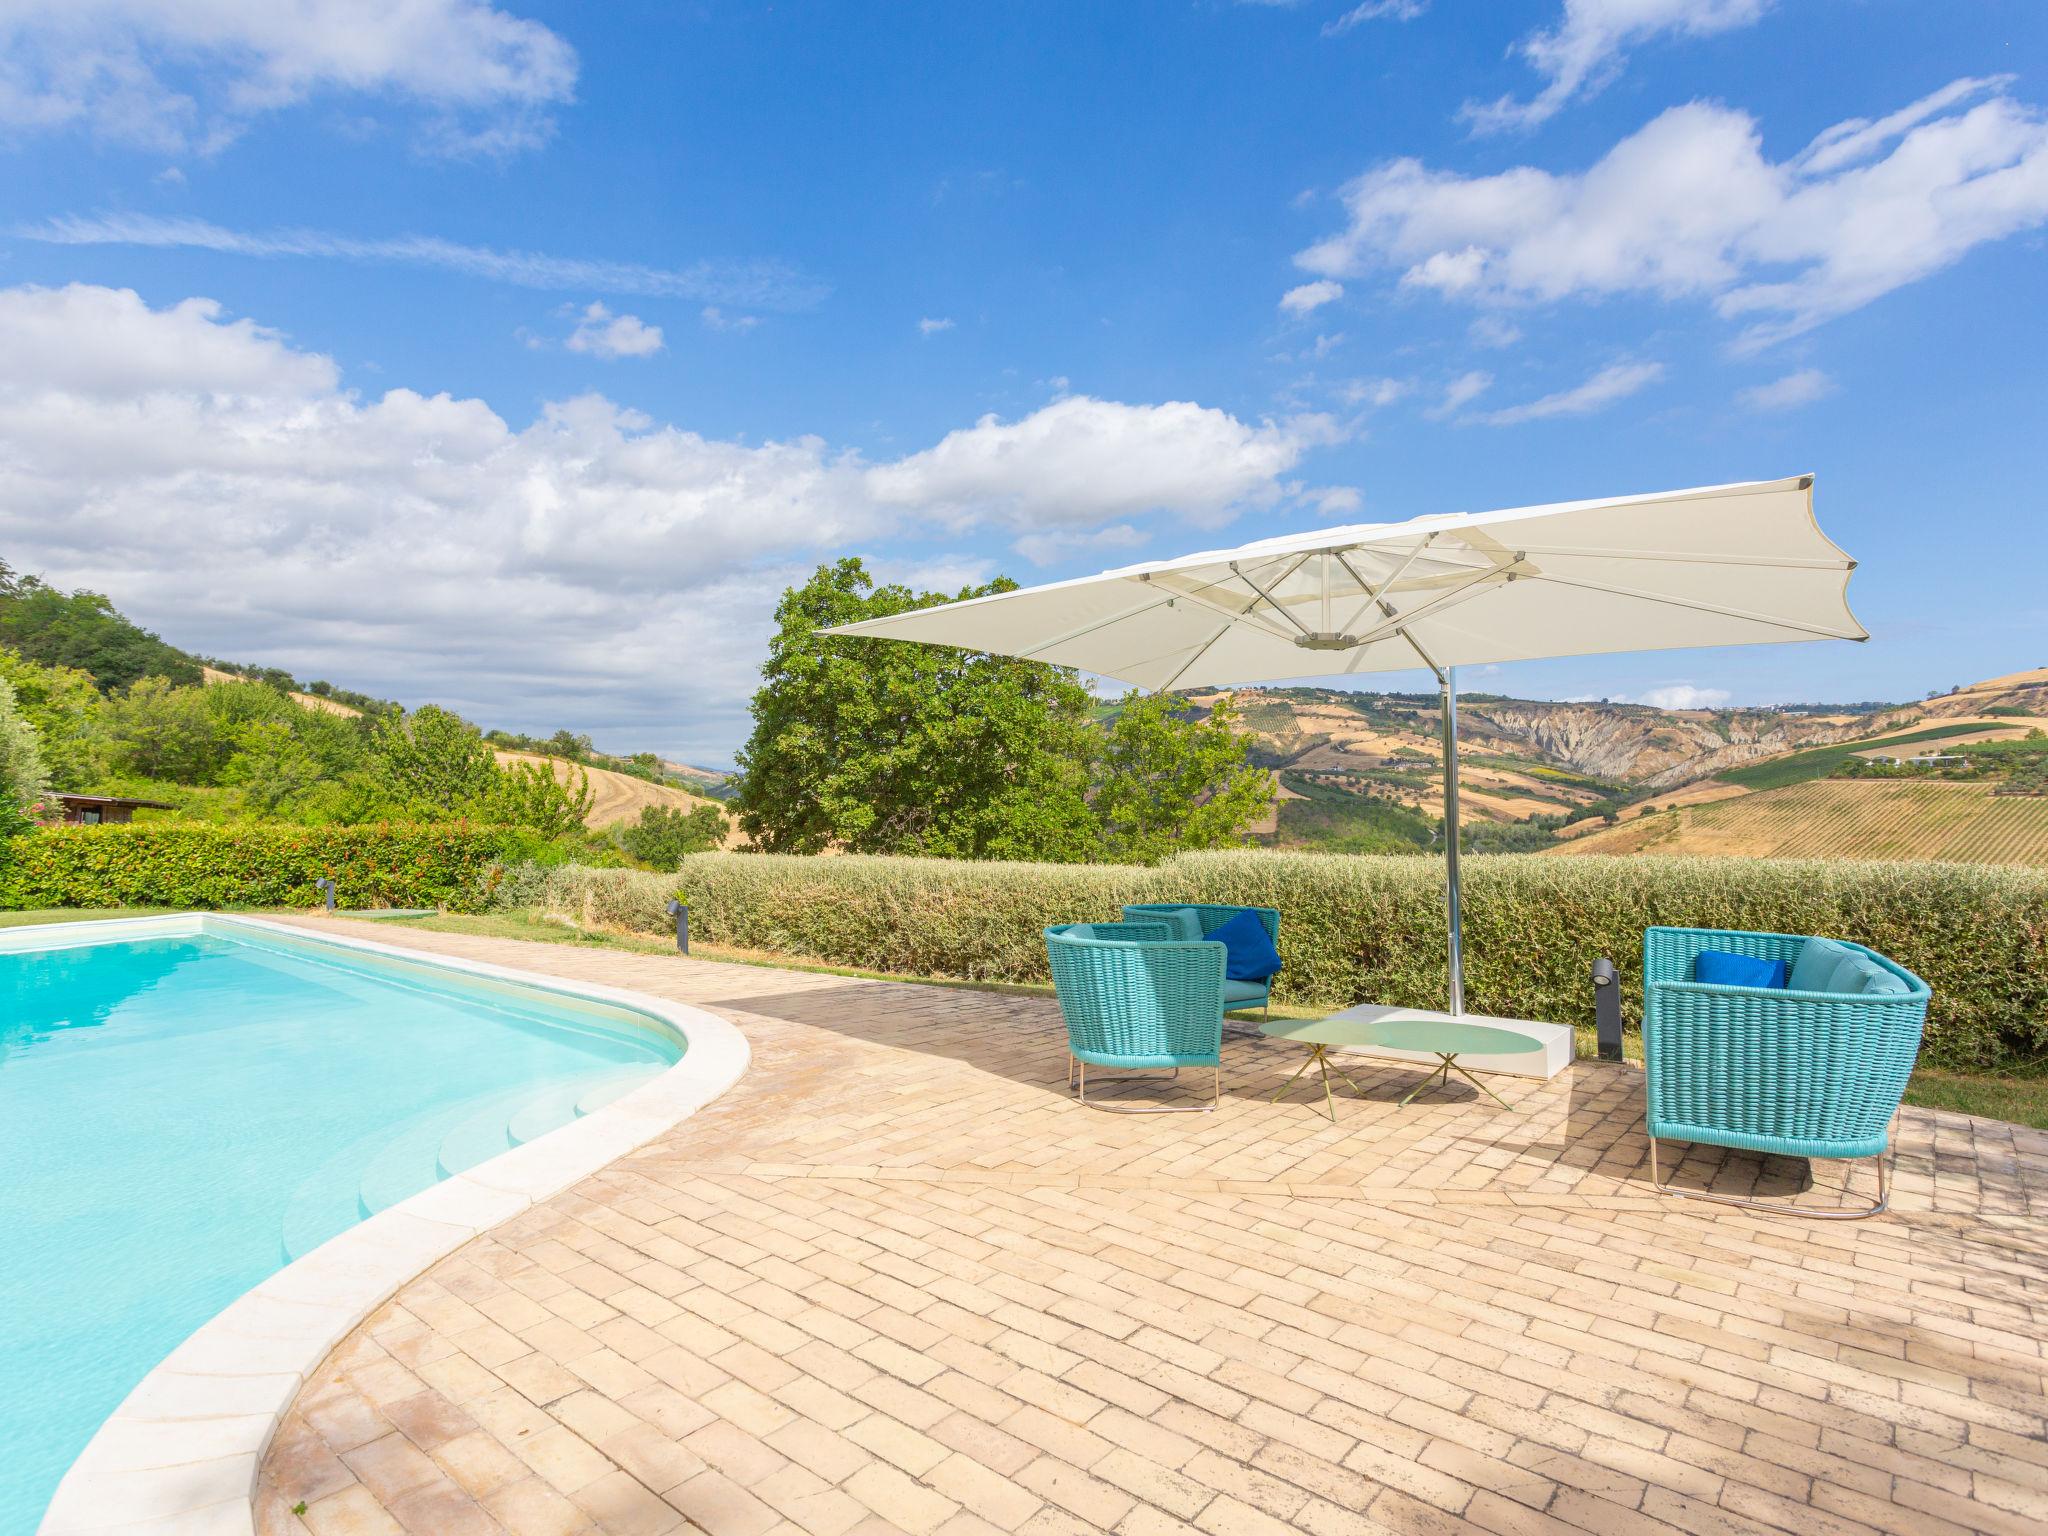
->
[{"left": 21, "top": 913, "right": 750, "bottom": 1536}]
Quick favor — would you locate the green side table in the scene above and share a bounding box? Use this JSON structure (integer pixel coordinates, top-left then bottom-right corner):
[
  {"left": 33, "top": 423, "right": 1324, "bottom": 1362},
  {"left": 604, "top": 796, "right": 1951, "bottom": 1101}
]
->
[{"left": 1260, "top": 1014, "right": 1544, "bottom": 1117}]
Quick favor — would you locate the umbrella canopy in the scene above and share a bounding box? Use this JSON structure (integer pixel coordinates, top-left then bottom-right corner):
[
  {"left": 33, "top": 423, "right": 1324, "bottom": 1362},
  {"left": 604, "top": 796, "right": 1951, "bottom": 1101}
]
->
[
  {"left": 821, "top": 473, "right": 1863, "bottom": 1023},
  {"left": 823, "top": 475, "right": 1863, "bottom": 688}
]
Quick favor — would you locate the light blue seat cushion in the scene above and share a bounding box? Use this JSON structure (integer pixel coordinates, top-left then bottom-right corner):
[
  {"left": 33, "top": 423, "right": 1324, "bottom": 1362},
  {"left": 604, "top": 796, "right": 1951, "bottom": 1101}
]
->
[
  {"left": 1788, "top": 936, "right": 1853, "bottom": 992},
  {"left": 1153, "top": 906, "right": 1205, "bottom": 942},
  {"left": 1223, "top": 978, "right": 1269, "bottom": 1006},
  {"left": 1841, "top": 953, "right": 1912, "bottom": 996}
]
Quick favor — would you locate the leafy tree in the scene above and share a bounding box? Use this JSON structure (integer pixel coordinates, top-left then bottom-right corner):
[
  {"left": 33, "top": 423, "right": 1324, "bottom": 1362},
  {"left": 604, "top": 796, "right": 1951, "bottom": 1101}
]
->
[
  {"left": 1090, "top": 692, "right": 1273, "bottom": 863},
  {"left": 479, "top": 759, "right": 595, "bottom": 840},
  {"left": 618, "top": 802, "right": 727, "bottom": 868},
  {"left": 0, "top": 647, "right": 110, "bottom": 788},
  {"left": 736, "top": 559, "right": 1097, "bottom": 859},
  {"left": 736, "top": 559, "right": 1271, "bottom": 863},
  {"left": 366, "top": 704, "right": 500, "bottom": 809},
  {"left": 0, "top": 561, "right": 201, "bottom": 691},
  {"left": 223, "top": 720, "right": 333, "bottom": 816},
  {"left": 108, "top": 676, "right": 219, "bottom": 781},
  {"left": 0, "top": 676, "right": 54, "bottom": 838}
]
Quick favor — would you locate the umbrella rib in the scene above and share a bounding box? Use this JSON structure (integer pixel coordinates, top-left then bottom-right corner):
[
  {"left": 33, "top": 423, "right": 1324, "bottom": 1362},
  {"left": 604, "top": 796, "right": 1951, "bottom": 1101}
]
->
[
  {"left": 1018, "top": 590, "right": 1179, "bottom": 659},
  {"left": 1519, "top": 570, "right": 1866, "bottom": 640},
  {"left": 1228, "top": 560, "right": 1314, "bottom": 637},
  {"left": 1143, "top": 577, "right": 1299, "bottom": 642},
  {"left": 1338, "top": 559, "right": 1523, "bottom": 655},
  {"left": 1505, "top": 543, "right": 1850, "bottom": 570},
  {"left": 1154, "top": 621, "right": 1234, "bottom": 693},
  {"left": 1333, "top": 540, "right": 1432, "bottom": 633},
  {"left": 1150, "top": 552, "right": 1316, "bottom": 691}
]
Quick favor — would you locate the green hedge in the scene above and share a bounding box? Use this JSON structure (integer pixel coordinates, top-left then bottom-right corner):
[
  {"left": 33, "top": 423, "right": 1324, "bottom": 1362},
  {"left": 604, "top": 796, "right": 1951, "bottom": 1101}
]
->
[
  {"left": 505, "top": 850, "right": 2048, "bottom": 1070},
  {"left": 0, "top": 823, "right": 513, "bottom": 913}
]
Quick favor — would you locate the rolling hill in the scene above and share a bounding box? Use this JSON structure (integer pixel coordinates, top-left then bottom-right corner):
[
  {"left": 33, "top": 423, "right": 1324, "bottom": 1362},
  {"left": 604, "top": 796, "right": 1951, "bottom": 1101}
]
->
[
  {"left": 1194, "top": 670, "right": 2048, "bottom": 857},
  {"left": 1550, "top": 779, "right": 2048, "bottom": 866}
]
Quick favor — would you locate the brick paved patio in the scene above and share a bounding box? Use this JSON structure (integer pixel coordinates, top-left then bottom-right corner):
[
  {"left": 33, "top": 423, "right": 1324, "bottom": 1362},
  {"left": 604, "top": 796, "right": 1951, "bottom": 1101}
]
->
[{"left": 254, "top": 920, "right": 2048, "bottom": 1536}]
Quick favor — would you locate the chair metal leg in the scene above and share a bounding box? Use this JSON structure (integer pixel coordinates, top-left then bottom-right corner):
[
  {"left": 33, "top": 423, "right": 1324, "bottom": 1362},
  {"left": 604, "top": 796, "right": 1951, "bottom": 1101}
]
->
[
  {"left": 1649, "top": 1136, "right": 1894, "bottom": 1219},
  {"left": 1074, "top": 1056, "right": 1220, "bottom": 1113}
]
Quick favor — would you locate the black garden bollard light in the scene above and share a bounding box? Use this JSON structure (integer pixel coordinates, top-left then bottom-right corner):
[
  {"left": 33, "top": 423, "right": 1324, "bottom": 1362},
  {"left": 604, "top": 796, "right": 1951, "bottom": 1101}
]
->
[
  {"left": 664, "top": 898, "right": 691, "bottom": 954},
  {"left": 1592, "top": 956, "right": 1623, "bottom": 1061}
]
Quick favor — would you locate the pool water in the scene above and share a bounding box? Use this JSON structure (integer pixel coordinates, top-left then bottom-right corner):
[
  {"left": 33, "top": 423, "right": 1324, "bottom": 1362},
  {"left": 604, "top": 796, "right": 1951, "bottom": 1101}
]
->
[{"left": 0, "top": 924, "right": 680, "bottom": 1533}]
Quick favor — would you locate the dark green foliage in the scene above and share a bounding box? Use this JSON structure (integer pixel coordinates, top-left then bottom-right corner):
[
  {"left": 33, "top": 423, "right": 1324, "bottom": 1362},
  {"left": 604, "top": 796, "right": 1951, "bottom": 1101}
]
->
[
  {"left": 0, "top": 823, "right": 512, "bottom": 912},
  {"left": 1275, "top": 780, "right": 1434, "bottom": 853},
  {"left": 1718, "top": 723, "right": 2008, "bottom": 790},
  {"left": 736, "top": 559, "right": 1271, "bottom": 863},
  {"left": 618, "top": 802, "right": 727, "bottom": 868},
  {"left": 0, "top": 562, "right": 202, "bottom": 691},
  {"left": 512, "top": 851, "right": 2048, "bottom": 1070}
]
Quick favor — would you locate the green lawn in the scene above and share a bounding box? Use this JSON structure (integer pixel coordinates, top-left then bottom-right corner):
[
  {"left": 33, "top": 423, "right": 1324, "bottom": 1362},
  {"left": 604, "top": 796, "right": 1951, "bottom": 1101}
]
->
[
  {"left": 8, "top": 905, "right": 2044, "bottom": 1130},
  {"left": 0, "top": 906, "right": 177, "bottom": 928}
]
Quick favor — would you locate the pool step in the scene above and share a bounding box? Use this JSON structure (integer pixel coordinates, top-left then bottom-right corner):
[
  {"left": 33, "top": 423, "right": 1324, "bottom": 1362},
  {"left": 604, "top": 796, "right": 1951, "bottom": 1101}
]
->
[
  {"left": 435, "top": 1085, "right": 541, "bottom": 1178},
  {"left": 279, "top": 1115, "right": 438, "bottom": 1263},
  {"left": 357, "top": 1103, "right": 480, "bottom": 1219},
  {"left": 279, "top": 1065, "right": 667, "bottom": 1263},
  {"left": 505, "top": 1066, "right": 663, "bottom": 1147}
]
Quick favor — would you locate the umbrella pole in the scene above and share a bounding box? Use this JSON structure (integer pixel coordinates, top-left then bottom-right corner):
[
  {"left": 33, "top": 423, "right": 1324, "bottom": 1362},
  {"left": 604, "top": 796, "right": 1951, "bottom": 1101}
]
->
[{"left": 1439, "top": 666, "right": 1466, "bottom": 1016}]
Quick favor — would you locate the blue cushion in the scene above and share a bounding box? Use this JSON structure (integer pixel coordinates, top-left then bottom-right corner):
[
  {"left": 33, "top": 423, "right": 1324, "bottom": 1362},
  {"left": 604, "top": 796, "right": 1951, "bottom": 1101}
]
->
[
  {"left": 1209, "top": 909, "right": 1282, "bottom": 982},
  {"left": 1693, "top": 950, "right": 1787, "bottom": 989},
  {"left": 1153, "top": 906, "right": 1204, "bottom": 943},
  {"left": 1223, "top": 978, "right": 1269, "bottom": 1006},
  {"left": 1788, "top": 937, "right": 1852, "bottom": 992}
]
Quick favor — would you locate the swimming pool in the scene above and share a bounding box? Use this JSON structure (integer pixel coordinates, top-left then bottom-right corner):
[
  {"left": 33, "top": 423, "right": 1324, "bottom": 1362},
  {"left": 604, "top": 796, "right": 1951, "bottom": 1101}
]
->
[{"left": 0, "top": 917, "right": 707, "bottom": 1534}]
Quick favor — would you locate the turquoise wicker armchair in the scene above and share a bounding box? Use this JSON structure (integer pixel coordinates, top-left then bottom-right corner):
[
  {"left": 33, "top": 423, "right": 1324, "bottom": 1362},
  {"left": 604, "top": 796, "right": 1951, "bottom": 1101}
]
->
[
  {"left": 1121, "top": 903, "right": 1281, "bottom": 1016},
  {"left": 1643, "top": 926, "right": 1930, "bottom": 1218},
  {"left": 1045, "top": 922, "right": 1226, "bottom": 1112}
]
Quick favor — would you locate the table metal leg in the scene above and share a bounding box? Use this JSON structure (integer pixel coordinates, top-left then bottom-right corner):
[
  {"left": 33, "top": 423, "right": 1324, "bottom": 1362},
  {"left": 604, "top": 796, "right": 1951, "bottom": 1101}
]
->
[{"left": 1398, "top": 1052, "right": 1511, "bottom": 1109}]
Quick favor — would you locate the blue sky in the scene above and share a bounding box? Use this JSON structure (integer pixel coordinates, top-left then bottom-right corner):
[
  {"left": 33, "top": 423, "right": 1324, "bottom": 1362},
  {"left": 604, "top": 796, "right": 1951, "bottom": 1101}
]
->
[{"left": 1, "top": 1, "right": 2044, "bottom": 763}]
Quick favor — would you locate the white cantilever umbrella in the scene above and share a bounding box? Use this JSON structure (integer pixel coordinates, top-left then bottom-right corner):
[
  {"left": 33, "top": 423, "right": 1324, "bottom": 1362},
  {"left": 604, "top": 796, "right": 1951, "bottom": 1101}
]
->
[{"left": 823, "top": 474, "right": 1864, "bottom": 1019}]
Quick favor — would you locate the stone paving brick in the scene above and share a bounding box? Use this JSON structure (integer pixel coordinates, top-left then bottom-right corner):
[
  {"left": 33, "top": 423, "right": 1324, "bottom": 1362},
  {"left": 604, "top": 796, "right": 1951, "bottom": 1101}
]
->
[{"left": 255, "top": 922, "right": 2048, "bottom": 1536}]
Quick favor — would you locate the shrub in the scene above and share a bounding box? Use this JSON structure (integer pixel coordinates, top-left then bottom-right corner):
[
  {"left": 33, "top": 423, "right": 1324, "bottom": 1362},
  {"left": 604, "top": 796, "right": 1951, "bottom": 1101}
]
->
[
  {"left": 0, "top": 822, "right": 513, "bottom": 913},
  {"left": 499, "top": 850, "right": 2048, "bottom": 1070}
]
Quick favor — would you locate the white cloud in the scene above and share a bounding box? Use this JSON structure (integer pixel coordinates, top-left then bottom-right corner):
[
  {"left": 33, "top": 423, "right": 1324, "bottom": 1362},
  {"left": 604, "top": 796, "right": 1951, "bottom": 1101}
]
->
[
  {"left": 564, "top": 302, "right": 663, "bottom": 359},
  {"left": 1425, "top": 370, "right": 1492, "bottom": 419},
  {"left": 1012, "top": 524, "right": 1148, "bottom": 567},
  {"left": 1298, "top": 78, "right": 2048, "bottom": 349},
  {"left": 1463, "top": 0, "right": 1770, "bottom": 134},
  {"left": 1467, "top": 314, "right": 1523, "bottom": 349},
  {"left": 1736, "top": 368, "right": 1834, "bottom": 411},
  {"left": 1325, "top": 1, "right": 1428, "bottom": 35},
  {"left": 866, "top": 395, "right": 1336, "bottom": 531},
  {"left": 18, "top": 212, "right": 827, "bottom": 312},
  {"left": 1337, "top": 376, "right": 1409, "bottom": 408},
  {"left": 918, "top": 316, "right": 956, "bottom": 335},
  {"left": 0, "top": 0, "right": 577, "bottom": 157},
  {"left": 1310, "top": 332, "right": 1346, "bottom": 358},
  {"left": 1634, "top": 684, "right": 1732, "bottom": 709},
  {"left": 1478, "top": 360, "right": 1662, "bottom": 425},
  {"left": 699, "top": 306, "right": 759, "bottom": 333},
  {"left": 0, "top": 284, "right": 1328, "bottom": 755},
  {"left": 1279, "top": 279, "right": 1343, "bottom": 315}
]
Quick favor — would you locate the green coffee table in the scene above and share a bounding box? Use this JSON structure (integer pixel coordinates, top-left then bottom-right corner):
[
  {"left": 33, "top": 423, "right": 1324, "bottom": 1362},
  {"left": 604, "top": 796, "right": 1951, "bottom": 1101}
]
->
[{"left": 1259, "top": 1014, "right": 1543, "bottom": 1117}]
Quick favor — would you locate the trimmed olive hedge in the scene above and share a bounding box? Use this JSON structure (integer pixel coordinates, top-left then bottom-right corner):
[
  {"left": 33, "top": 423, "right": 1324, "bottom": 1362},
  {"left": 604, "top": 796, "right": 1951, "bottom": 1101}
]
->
[
  {"left": 505, "top": 850, "right": 2048, "bottom": 1070},
  {"left": 0, "top": 823, "right": 512, "bottom": 913}
]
